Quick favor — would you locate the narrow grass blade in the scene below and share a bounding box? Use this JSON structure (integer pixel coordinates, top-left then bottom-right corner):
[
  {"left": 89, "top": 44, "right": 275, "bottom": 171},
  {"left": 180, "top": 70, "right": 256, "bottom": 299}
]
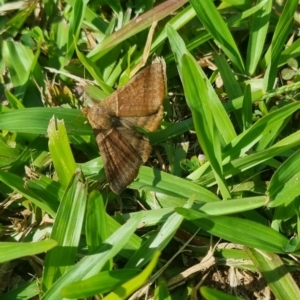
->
[
  {"left": 88, "top": 0, "right": 188, "bottom": 60},
  {"left": 242, "top": 85, "right": 253, "bottom": 131},
  {"left": 75, "top": 44, "right": 113, "bottom": 95},
  {"left": 62, "top": 0, "right": 88, "bottom": 67}
]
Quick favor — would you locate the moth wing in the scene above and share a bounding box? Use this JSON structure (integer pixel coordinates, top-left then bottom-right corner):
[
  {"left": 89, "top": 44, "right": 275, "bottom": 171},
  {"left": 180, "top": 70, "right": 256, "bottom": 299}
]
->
[
  {"left": 119, "top": 105, "right": 164, "bottom": 132},
  {"left": 95, "top": 128, "right": 142, "bottom": 194},
  {"left": 116, "top": 127, "right": 152, "bottom": 163},
  {"left": 100, "top": 59, "right": 166, "bottom": 117}
]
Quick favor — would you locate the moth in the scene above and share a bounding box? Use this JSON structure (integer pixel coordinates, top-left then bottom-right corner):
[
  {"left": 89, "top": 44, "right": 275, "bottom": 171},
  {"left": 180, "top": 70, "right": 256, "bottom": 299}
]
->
[{"left": 82, "top": 58, "right": 166, "bottom": 194}]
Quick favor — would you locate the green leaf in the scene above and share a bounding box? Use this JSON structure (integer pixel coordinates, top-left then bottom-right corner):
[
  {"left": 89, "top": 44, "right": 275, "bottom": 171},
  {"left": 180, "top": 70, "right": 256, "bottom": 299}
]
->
[
  {"left": 0, "top": 170, "right": 59, "bottom": 216},
  {"left": 61, "top": 269, "right": 140, "bottom": 298},
  {"left": 0, "top": 108, "right": 89, "bottom": 136},
  {"left": 47, "top": 116, "right": 77, "bottom": 187},
  {"left": 132, "top": 167, "right": 220, "bottom": 202},
  {"left": 268, "top": 148, "right": 300, "bottom": 207},
  {"left": 0, "top": 281, "right": 39, "bottom": 300},
  {"left": 189, "top": 0, "right": 245, "bottom": 73},
  {"left": 245, "top": 248, "right": 300, "bottom": 299},
  {"left": 246, "top": 0, "right": 272, "bottom": 75},
  {"left": 85, "top": 191, "right": 112, "bottom": 273},
  {"left": 263, "top": 0, "right": 298, "bottom": 89},
  {"left": 41, "top": 213, "right": 143, "bottom": 300},
  {"left": 126, "top": 196, "right": 194, "bottom": 268},
  {"left": 42, "top": 170, "right": 87, "bottom": 291},
  {"left": 181, "top": 54, "right": 230, "bottom": 199},
  {"left": 103, "top": 251, "right": 160, "bottom": 300},
  {"left": 0, "top": 240, "right": 57, "bottom": 263},
  {"left": 175, "top": 208, "right": 288, "bottom": 253}
]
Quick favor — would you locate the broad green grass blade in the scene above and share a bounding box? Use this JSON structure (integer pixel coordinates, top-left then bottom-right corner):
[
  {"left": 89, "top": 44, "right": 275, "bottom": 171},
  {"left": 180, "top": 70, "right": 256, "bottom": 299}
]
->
[
  {"left": 124, "top": 196, "right": 265, "bottom": 226},
  {"left": 268, "top": 148, "right": 300, "bottom": 207},
  {"left": 85, "top": 190, "right": 111, "bottom": 273},
  {"left": 132, "top": 166, "right": 220, "bottom": 202},
  {"left": 0, "top": 108, "right": 89, "bottom": 135},
  {"left": 176, "top": 208, "right": 288, "bottom": 253},
  {"left": 2, "top": 40, "right": 34, "bottom": 100},
  {"left": 103, "top": 252, "right": 160, "bottom": 300},
  {"left": 48, "top": 117, "right": 77, "bottom": 187},
  {"left": 5, "top": 90, "right": 25, "bottom": 109},
  {"left": 167, "top": 24, "right": 236, "bottom": 145},
  {"left": 0, "top": 280, "right": 39, "bottom": 300},
  {"left": 49, "top": 17, "right": 69, "bottom": 69},
  {"left": 106, "top": 214, "right": 142, "bottom": 259},
  {"left": 263, "top": 0, "right": 298, "bottom": 89},
  {"left": 214, "top": 54, "right": 243, "bottom": 129},
  {"left": 181, "top": 54, "right": 230, "bottom": 199},
  {"left": 0, "top": 170, "right": 58, "bottom": 216},
  {"left": 0, "top": 240, "right": 57, "bottom": 263},
  {"left": 246, "top": 0, "right": 272, "bottom": 75},
  {"left": 195, "top": 196, "right": 266, "bottom": 215},
  {"left": 0, "top": 134, "right": 21, "bottom": 168},
  {"left": 61, "top": 269, "right": 140, "bottom": 298},
  {"left": 189, "top": 0, "right": 245, "bottom": 73},
  {"left": 42, "top": 170, "right": 87, "bottom": 291},
  {"left": 245, "top": 248, "right": 300, "bottom": 299},
  {"left": 126, "top": 196, "right": 193, "bottom": 268},
  {"left": 41, "top": 213, "right": 143, "bottom": 300}
]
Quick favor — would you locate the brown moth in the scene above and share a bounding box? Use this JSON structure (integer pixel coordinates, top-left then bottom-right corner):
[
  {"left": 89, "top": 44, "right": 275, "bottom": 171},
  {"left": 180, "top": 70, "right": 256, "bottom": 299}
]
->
[{"left": 82, "top": 58, "right": 166, "bottom": 194}]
